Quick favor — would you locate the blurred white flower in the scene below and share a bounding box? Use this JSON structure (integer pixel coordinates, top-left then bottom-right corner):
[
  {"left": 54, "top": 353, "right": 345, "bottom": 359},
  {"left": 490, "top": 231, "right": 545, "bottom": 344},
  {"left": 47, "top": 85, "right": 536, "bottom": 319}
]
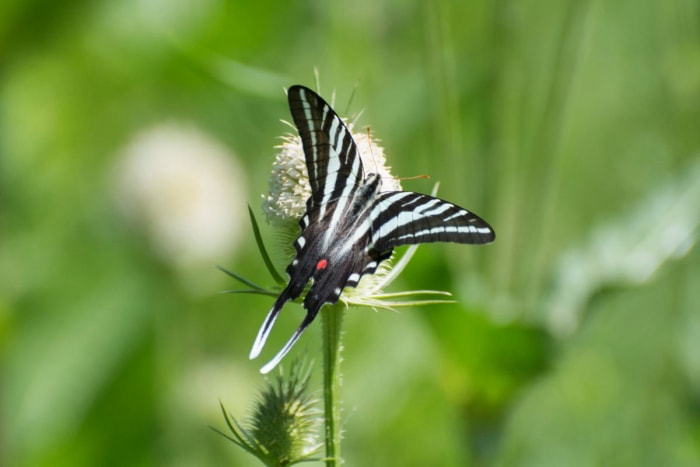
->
[{"left": 113, "top": 123, "right": 246, "bottom": 276}]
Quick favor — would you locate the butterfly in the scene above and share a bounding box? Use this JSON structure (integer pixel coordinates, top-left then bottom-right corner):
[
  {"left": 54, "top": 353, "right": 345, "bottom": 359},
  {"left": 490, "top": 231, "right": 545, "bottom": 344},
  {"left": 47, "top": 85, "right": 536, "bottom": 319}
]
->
[{"left": 250, "top": 85, "right": 495, "bottom": 373}]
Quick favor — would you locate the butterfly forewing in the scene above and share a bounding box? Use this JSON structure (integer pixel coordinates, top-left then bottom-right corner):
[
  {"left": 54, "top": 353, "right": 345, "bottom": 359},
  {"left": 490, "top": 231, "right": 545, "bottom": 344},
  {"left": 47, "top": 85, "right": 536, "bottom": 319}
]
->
[
  {"left": 287, "top": 86, "right": 364, "bottom": 211},
  {"left": 370, "top": 192, "right": 495, "bottom": 251}
]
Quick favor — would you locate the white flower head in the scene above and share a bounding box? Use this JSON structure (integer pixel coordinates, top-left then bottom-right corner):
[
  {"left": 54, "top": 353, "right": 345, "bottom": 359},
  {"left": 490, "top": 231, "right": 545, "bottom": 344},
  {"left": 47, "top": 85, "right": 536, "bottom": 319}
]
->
[{"left": 113, "top": 123, "right": 247, "bottom": 289}]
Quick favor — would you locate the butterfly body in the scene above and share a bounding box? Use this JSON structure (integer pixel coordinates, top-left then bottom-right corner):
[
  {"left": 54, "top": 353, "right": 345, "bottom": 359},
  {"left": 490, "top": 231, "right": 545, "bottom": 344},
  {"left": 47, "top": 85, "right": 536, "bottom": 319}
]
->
[{"left": 250, "top": 86, "right": 495, "bottom": 373}]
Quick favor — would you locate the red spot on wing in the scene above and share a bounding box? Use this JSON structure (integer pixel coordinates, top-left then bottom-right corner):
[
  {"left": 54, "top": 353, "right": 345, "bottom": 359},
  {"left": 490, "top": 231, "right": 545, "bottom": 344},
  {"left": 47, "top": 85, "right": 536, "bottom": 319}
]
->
[{"left": 316, "top": 259, "right": 328, "bottom": 271}]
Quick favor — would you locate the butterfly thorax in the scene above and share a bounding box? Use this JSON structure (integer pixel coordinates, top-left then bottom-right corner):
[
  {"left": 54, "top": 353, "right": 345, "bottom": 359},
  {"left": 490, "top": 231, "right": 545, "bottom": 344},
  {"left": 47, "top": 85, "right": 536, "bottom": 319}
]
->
[{"left": 349, "top": 173, "right": 381, "bottom": 217}]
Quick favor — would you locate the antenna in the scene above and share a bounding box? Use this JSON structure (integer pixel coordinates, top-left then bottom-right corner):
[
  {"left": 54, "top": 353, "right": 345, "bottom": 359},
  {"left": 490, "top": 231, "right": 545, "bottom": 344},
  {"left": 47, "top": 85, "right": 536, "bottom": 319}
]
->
[
  {"left": 363, "top": 127, "right": 431, "bottom": 185},
  {"left": 396, "top": 174, "right": 431, "bottom": 182}
]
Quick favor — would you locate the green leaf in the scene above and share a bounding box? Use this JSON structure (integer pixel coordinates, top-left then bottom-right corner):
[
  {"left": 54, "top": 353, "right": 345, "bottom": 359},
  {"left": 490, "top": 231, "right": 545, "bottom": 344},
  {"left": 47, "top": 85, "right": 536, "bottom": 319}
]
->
[
  {"left": 220, "top": 289, "right": 279, "bottom": 297},
  {"left": 217, "top": 265, "right": 268, "bottom": 291},
  {"left": 249, "top": 205, "right": 286, "bottom": 286}
]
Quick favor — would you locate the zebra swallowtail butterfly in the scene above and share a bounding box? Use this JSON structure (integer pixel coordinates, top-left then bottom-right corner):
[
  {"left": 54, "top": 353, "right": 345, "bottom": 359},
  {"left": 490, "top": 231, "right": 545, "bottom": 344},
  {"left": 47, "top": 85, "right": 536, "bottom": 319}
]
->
[{"left": 250, "top": 85, "right": 495, "bottom": 373}]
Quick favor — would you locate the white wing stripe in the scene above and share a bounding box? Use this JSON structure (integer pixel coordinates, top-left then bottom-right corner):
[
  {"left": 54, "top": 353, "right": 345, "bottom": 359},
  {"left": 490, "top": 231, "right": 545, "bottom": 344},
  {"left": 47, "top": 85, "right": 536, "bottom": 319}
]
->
[
  {"left": 443, "top": 210, "right": 468, "bottom": 222},
  {"left": 317, "top": 105, "right": 338, "bottom": 218},
  {"left": 420, "top": 202, "right": 453, "bottom": 217},
  {"left": 299, "top": 88, "right": 319, "bottom": 188},
  {"left": 374, "top": 210, "right": 413, "bottom": 244},
  {"left": 395, "top": 223, "right": 491, "bottom": 241},
  {"left": 415, "top": 198, "right": 441, "bottom": 214}
]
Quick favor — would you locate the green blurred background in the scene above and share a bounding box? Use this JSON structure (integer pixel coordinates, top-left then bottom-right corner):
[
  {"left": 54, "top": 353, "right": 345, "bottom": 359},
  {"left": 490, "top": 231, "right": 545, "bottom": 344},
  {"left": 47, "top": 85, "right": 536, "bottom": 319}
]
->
[{"left": 2, "top": 0, "right": 699, "bottom": 465}]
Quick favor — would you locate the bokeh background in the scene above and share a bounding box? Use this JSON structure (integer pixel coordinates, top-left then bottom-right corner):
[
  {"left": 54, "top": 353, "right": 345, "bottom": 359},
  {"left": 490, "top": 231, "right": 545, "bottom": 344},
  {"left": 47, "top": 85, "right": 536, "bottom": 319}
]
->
[{"left": 2, "top": 0, "right": 699, "bottom": 466}]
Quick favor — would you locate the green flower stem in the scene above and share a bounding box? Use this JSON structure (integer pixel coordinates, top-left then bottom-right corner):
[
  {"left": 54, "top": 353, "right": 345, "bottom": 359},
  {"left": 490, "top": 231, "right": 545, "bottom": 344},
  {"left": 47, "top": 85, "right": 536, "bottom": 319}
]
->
[{"left": 321, "top": 303, "right": 344, "bottom": 466}]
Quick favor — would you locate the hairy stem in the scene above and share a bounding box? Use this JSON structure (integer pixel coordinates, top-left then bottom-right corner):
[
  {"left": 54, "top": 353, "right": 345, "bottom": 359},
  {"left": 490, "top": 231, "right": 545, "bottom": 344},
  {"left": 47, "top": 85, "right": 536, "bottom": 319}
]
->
[{"left": 321, "top": 304, "right": 344, "bottom": 466}]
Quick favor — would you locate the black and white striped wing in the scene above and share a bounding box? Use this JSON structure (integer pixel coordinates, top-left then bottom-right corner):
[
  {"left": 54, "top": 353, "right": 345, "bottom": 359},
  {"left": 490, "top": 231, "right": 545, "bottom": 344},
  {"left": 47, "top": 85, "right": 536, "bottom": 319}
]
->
[
  {"left": 370, "top": 192, "right": 495, "bottom": 251},
  {"left": 287, "top": 85, "right": 364, "bottom": 210}
]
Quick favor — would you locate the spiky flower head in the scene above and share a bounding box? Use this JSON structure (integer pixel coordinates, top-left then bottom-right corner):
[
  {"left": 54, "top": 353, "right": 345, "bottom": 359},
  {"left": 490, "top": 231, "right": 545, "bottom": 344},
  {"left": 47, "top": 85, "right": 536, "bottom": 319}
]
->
[{"left": 215, "top": 361, "right": 321, "bottom": 466}]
